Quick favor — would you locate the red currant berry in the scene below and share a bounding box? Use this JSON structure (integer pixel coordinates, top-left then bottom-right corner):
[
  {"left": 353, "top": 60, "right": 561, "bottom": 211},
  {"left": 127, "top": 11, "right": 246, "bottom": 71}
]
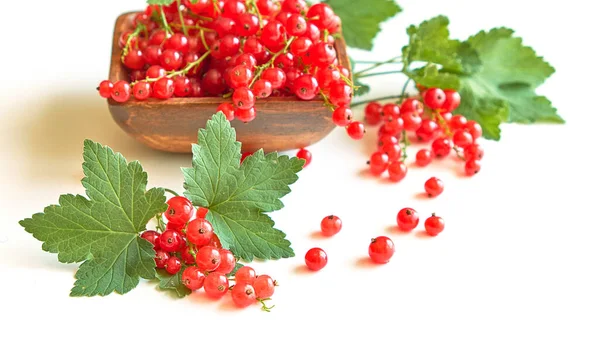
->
[
  {"left": 416, "top": 149, "right": 433, "bottom": 167},
  {"left": 261, "top": 68, "right": 286, "bottom": 89},
  {"left": 431, "top": 137, "right": 452, "bottom": 158},
  {"left": 388, "top": 161, "right": 408, "bottom": 182},
  {"left": 235, "top": 107, "right": 257, "bottom": 123},
  {"left": 160, "top": 49, "right": 183, "bottom": 71},
  {"left": 231, "top": 283, "right": 257, "bottom": 308},
  {"left": 307, "top": 3, "right": 335, "bottom": 29},
  {"left": 441, "top": 90, "right": 461, "bottom": 112},
  {"left": 155, "top": 250, "right": 170, "bottom": 269},
  {"left": 310, "top": 42, "right": 337, "bottom": 66},
  {"left": 203, "top": 272, "right": 229, "bottom": 299},
  {"left": 252, "top": 79, "right": 273, "bottom": 98},
  {"left": 382, "top": 103, "right": 400, "bottom": 119},
  {"left": 415, "top": 119, "right": 439, "bottom": 142},
  {"left": 381, "top": 143, "right": 402, "bottom": 162},
  {"left": 297, "top": 148, "right": 312, "bottom": 167},
  {"left": 332, "top": 106, "right": 353, "bottom": 127},
  {"left": 368, "top": 236, "right": 395, "bottom": 264},
  {"left": 402, "top": 112, "right": 422, "bottom": 131},
  {"left": 449, "top": 115, "right": 468, "bottom": 130},
  {"left": 180, "top": 246, "right": 197, "bottom": 265},
  {"left": 111, "top": 80, "right": 131, "bottom": 103},
  {"left": 346, "top": 121, "right": 365, "bottom": 140},
  {"left": 165, "top": 256, "right": 182, "bottom": 275},
  {"left": 286, "top": 13, "right": 308, "bottom": 36},
  {"left": 282, "top": 0, "right": 308, "bottom": 13},
  {"left": 186, "top": 218, "right": 213, "bottom": 246},
  {"left": 368, "top": 151, "right": 390, "bottom": 176},
  {"left": 234, "top": 53, "right": 257, "bottom": 69},
  {"left": 146, "top": 65, "right": 166, "bottom": 79},
  {"left": 173, "top": 76, "right": 191, "bottom": 97},
  {"left": 466, "top": 120, "right": 483, "bottom": 139},
  {"left": 133, "top": 81, "right": 152, "bottom": 100},
  {"left": 182, "top": 266, "right": 205, "bottom": 290},
  {"left": 235, "top": 266, "right": 257, "bottom": 285},
  {"left": 241, "top": 151, "right": 253, "bottom": 163},
  {"left": 196, "top": 207, "right": 209, "bottom": 219},
  {"left": 236, "top": 13, "right": 260, "bottom": 36},
  {"left": 253, "top": 275, "right": 275, "bottom": 299},
  {"left": 256, "top": 0, "right": 276, "bottom": 15},
  {"left": 215, "top": 249, "right": 236, "bottom": 274},
  {"left": 290, "top": 36, "right": 314, "bottom": 56},
  {"left": 378, "top": 135, "right": 398, "bottom": 149},
  {"left": 400, "top": 98, "right": 424, "bottom": 115},
  {"left": 229, "top": 65, "right": 253, "bottom": 89},
  {"left": 293, "top": 75, "right": 319, "bottom": 100},
  {"left": 364, "top": 102, "right": 383, "bottom": 125},
  {"left": 424, "top": 177, "right": 444, "bottom": 197},
  {"left": 141, "top": 230, "right": 160, "bottom": 249},
  {"left": 195, "top": 246, "right": 221, "bottom": 272},
  {"left": 202, "top": 68, "right": 227, "bottom": 95},
  {"left": 328, "top": 81, "right": 352, "bottom": 107},
  {"left": 159, "top": 229, "right": 184, "bottom": 252},
  {"left": 212, "top": 35, "right": 241, "bottom": 59},
  {"left": 321, "top": 215, "right": 342, "bottom": 236},
  {"left": 383, "top": 116, "right": 404, "bottom": 134},
  {"left": 143, "top": 45, "right": 163, "bottom": 65},
  {"left": 123, "top": 49, "right": 145, "bottom": 70},
  {"left": 217, "top": 102, "right": 235, "bottom": 121},
  {"left": 166, "top": 221, "right": 185, "bottom": 233},
  {"left": 396, "top": 208, "right": 419, "bottom": 232},
  {"left": 166, "top": 33, "right": 189, "bottom": 53},
  {"left": 260, "top": 21, "right": 286, "bottom": 50},
  {"left": 424, "top": 214, "right": 445, "bottom": 236},
  {"left": 453, "top": 130, "right": 474, "bottom": 148},
  {"left": 98, "top": 80, "right": 113, "bottom": 98},
  {"left": 233, "top": 87, "right": 256, "bottom": 109},
  {"left": 464, "top": 143, "right": 484, "bottom": 161},
  {"left": 305, "top": 248, "right": 327, "bottom": 271},
  {"left": 465, "top": 159, "right": 482, "bottom": 176},
  {"left": 423, "top": 88, "right": 446, "bottom": 110},
  {"left": 153, "top": 77, "right": 175, "bottom": 99},
  {"left": 165, "top": 196, "right": 194, "bottom": 225}
]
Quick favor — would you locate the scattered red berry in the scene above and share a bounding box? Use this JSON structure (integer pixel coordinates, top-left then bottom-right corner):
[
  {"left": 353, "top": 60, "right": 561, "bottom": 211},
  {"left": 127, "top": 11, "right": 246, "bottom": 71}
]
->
[
  {"left": 424, "top": 214, "right": 445, "bottom": 236},
  {"left": 296, "top": 148, "right": 312, "bottom": 167},
  {"left": 388, "top": 161, "right": 408, "bottom": 182},
  {"left": 368, "top": 236, "right": 395, "bottom": 264},
  {"left": 320, "top": 215, "right": 342, "bottom": 236},
  {"left": 396, "top": 208, "right": 419, "bottom": 232},
  {"left": 415, "top": 149, "right": 433, "bottom": 167},
  {"left": 305, "top": 248, "right": 327, "bottom": 271},
  {"left": 424, "top": 177, "right": 444, "bottom": 197}
]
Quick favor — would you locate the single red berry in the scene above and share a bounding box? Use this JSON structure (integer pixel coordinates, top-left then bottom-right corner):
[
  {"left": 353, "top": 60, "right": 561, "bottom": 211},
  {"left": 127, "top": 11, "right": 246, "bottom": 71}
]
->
[
  {"left": 346, "top": 121, "right": 365, "bottom": 140},
  {"left": 173, "top": 76, "right": 192, "bottom": 97},
  {"left": 400, "top": 98, "right": 424, "bottom": 115},
  {"left": 235, "top": 266, "right": 257, "bottom": 285},
  {"left": 196, "top": 207, "right": 209, "bottom": 219},
  {"left": 297, "top": 148, "right": 312, "bottom": 167},
  {"left": 415, "top": 149, "right": 433, "bottom": 167},
  {"left": 293, "top": 75, "right": 319, "bottom": 100},
  {"left": 396, "top": 208, "right": 419, "bottom": 232},
  {"left": 235, "top": 107, "right": 257, "bottom": 123},
  {"left": 252, "top": 79, "right": 273, "bottom": 98},
  {"left": 141, "top": 230, "right": 161, "bottom": 249},
  {"left": 123, "top": 49, "right": 146, "bottom": 70},
  {"left": 236, "top": 13, "right": 260, "bottom": 36},
  {"left": 165, "top": 196, "right": 194, "bottom": 225},
  {"left": 306, "top": 3, "right": 335, "bottom": 29},
  {"left": 165, "top": 256, "right": 182, "bottom": 275},
  {"left": 424, "top": 214, "right": 445, "bottom": 236},
  {"left": 364, "top": 102, "right": 383, "bottom": 125},
  {"left": 217, "top": 102, "right": 235, "bottom": 121},
  {"left": 453, "top": 130, "right": 474, "bottom": 148},
  {"left": 290, "top": 36, "right": 314, "bottom": 56},
  {"left": 153, "top": 77, "right": 175, "bottom": 99},
  {"left": 368, "top": 236, "right": 395, "bottom": 264},
  {"left": 321, "top": 215, "right": 342, "bottom": 236},
  {"left": 382, "top": 104, "right": 400, "bottom": 119},
  {"left": 231, "top": 283, "right": 257, "bottom": 308},
  {"left": 368, "top": 151, "right": 390, "bottom": 176},
  {"left": 424, "top": 177, "right": 444, "bottom": 197},
  {"left": 305, "top": 248, "right": 327, "bottom": 271},
  {"left": 146, "top": 65, "right": 166, "bottom": 79},
  {"left": 143, "top": 45, "right": 163, "bottom": 65},
  {"left": 431, "top": 137, "right": 453, "bottom": 158},
  {"left": 253, "top": 275, "right": 275, "bottom": 299},
  {"left": 166, "top": 33, "right": 189, "bottom": 53},
  {"left": 159, "top": 229, "right": 184, "bottom": 252},
  {"left": 466, "top": 120, "right": 483, "bottom": 139},
  {"left": 180, "top": 245, "right": 197, "bottom": 265},
  {"left": 235, "top": 53, "right": 257, "bottom": 69},
  {"left": 332, "top": 107, "right": 353, "bottom": 127},
  {"left": 415, "top": 119, "right": 439, "bottom": 142},
  {"left": 233, "top": 87, "right": 256, "bottom": 109},
  {"left": 465, "top": 159, "right": 482, "bottom": 176},
  {"left": 160, "top": 49, "right": 183, "bottom": 71},
  {"left": 196, "top": 246, "right": 221, "bottom": 272},
  {"left": 377, "top": 135, "right": 398, "bottom": 149},
  {"left": 229, "top": 65, "right": 253, "bottom": 89},
  {"left": 155, "top": 250, "right": 170, "bottom": 269},
  {"left": 310, "top": 42, "right": 337, "bottom": 66},
  {"left": 215, "top": 249, "right": 236, "bottom": 274},
  {"left": 261, "top": 68, "right": 286, "bottom": 89},
  {"left": 133, "top": 81, "right": 152, "bottom": 100},
  {"left": 423, "top": 88, "right": 446, "bottom": 110},
  {"left": 402, "top": 112, "right": 422, "bottom": 131},
  {"left": 98, "top": 80, "right": 113, "bottom": 98},
  {"left": 203, "top": 272, "right": 229, "bottom": 299},
  {"left": 381, "top": 143, "right": 402, "bottom": 162},
  {"left": 286, "top": 13, "right": 308, "bottom": 36},
  {"left": 383, "top": 117, "right": 404, "bottom": 134},
  {"left": 442, "top": 90, "right": 461, "bottom": 112},
  {"left": 111, "top": 80, "right": 131, "bottom": 103},
  {"left": 182, "top": 266, "right": 205, "bottom": 290},
  {"left": 464, "top": 143, "right": 484, "bottom": 161},
  {"left": 328, "top": 81, "right": 352, "bottom": 107},
  {"left": 449, "top": 115, "right": 468, "bottom": 130},
  {"left": 388, "top": 161, "right": 408, "bottom": 182},
  {"left": 186, "top": 218, "right": 213, "bottom": 246}
]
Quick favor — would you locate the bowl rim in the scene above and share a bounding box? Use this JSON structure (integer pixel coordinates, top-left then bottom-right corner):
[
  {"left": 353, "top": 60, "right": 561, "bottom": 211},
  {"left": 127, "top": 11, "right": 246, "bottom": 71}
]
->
[{"left": 108, "top": 11, "right": 353, "bottom": 106}]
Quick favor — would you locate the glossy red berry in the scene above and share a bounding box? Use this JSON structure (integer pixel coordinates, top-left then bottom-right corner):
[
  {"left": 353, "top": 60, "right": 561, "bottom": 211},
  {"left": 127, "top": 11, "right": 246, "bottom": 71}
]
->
[
  {"left": 368, "top": 236, "right": 395, "bottom": 264},
  {"left": 400, "top": 98, "right": 424, "bottom": 115},
  {"left": 204, "top": 272, "right": 229, "bottom": 299},
  {"left": 261, "top": 68, "right": 286, "bottom": 89},
  {"left": 111, "top": 80, "right": 131, "bottom": 103},
  {"left": 388, "top": 161, "right": 408, "bottom": 182},
  {"left": 141, "top": 230, "right": 161, "bottom": 249},
  {"left": 453, "top": 130, "right": 474, "bottom": 148},
  {"left": 153, "top": 77, "right": 175, "bottom": 99},
  {"left": 98, "top": 80, "right": 113, "bottom": 98},
  {"left": 231, "top": 283, "right": 257, "bottom": 308},
  {"left": 310, "top": 42, "right": 337, "bottom": 66},
  {"left": 286, "top": 14, "right": 308, "bottom": 36},
  {"left": 332, "top": 106, "right": 353, "bottom": 127},
  {"left": 346, "top": 121, "right": 365, "bottom": 140},
  {"left": 402, "top": 112, "right": 422, "bottom": 131},
  {"left": 180, "top": 246, "right": 197, "bottom": 265},
  {"left": 464, "top": 143, "right": 484, "bottom": 161},
  {"left": 415, "top": 149, "right": 433, "bottom": 167},
  {"left": 449, "top": 115, "right": 468, "bottom": 130},
  {"left": 465, "top": 159, "right": 482, "bottom": 176},
  {"left": 378, "top": 135, "right": 398, "bottom": 149},
  {"left": 416, "top": 119, "right": 439, "bottom": 141},
  {"left": 146, "top": 65, "right": 166, "bottom": 79},
  {"left": 328, "top": 82, "right": 352, "bottom": 107},
  {"left": 182, "top": 266, "right": 205, "bottom": 290},
  {"left": 253, "top": 275, "right": 275, "bottom": 299},
  {"left": 196, "top": 246, "right": 221, "bottom": 272},
  {"left": 364, "top": 102, "right": 383, "bottom": 125},
  {"left": 236, "top": 13, "right": 260, "bottom": 36},
  {"left": 423, "top": 88, "right": 446, "bottom": 110},
  {"left": 217, "top": 102, "right": 235, "bottom": 121},
  {"left": 293, "top": 75, "right": 319, "bottom": 100},
  {"left": 133, "top": 81, "right": 152, "bottom": 100},
  {"left": 155, "top": 250, "right": 170, "bottom": 269},
  {"left": 383, "top": 117, "right": 404, "bottom": 134},
  {"left": 307, "top": 3, "right": 335, "bottom": 29},
  {"left": 165, "top": 196, "right": 194, "bottom": 225},
  {"left": 229, "top": 65, "right": 253, "bottom": 89},
  {"left": 297, "top": 148, "right": 312, "bottom": 167},
  {"left": 396, "top": 208, "right": 419, "bottom": 232},
  {"left": 290, "top": 36, "right": 314, "bottom": 56},
  {"left": 320, "top": 215, "right": 342, "bottom": 236},
  {"left": 235, "top": 266, "right": 257, "bottom": 285},
  {"left": 382, "top": 104, "right": 400, "bottom": 119},
  {"left": 215, "top": 249, "right": 236, "bottom": 274},
  {"left": 173, "top": 76, "right": 191, "bottom": 97},
  {"left": 305, "top": 248, "right": 327, "bottom": 271},
  {"left": 186, "top": 218, "right": 213, "bottom": 246},
  {"left": 235, "top": 107, "right": 257, "bottom": 123},
  {"left": 196, "top": 207, "right": 209, "bottom": 219},
  {"left": 252, "top": 79, "right": 273, "bottom": 98},
  {"left": 233, "top": 87, "right": 256, "bottom": 109},
  {"left": 424, "top": 177, "right": 444, "bottom": 197},
  {"left": 160, "top": 49, "right": 183, "bottom": 71},
  {"left": 369, "top": 151, "right": 390, "bottom": 176},
  {"left": 466, "top": 120, "right": 483, "bottom": 139},
  {"left": 424, "top": 214, "right": 445, "bottom": 236},
  {"left": 165, "top": 256, "right": 182, "bottom": 275},
  {"left": 381, "top": 143, "right": 402, "bottom": 162},
  {"left": 159, "top": 229, "right": 184, "bottom": 252},
  {"left": 123, "top": 49, "right": 145, "bottom": 70},
  {"left": 442, "top": 90, "right": 461, "bottom": 112},
  {"left": 431, "top": 137, "right": 453, "bottom": 158}
]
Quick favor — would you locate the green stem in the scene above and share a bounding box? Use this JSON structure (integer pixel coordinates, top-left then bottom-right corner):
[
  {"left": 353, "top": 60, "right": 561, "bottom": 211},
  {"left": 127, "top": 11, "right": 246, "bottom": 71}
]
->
[
  {"left": 121, "top": 24, "right": 145, "bottom": 62},
  {"left": 249, "top": 37, "right": 296, "bottom": 87},
  {"left": 199, "top": 30, "right": 210, "bottom": 51},
  {"left": 350, "top": 95, "right": 402, "bottom": 108},
  {"left": 319, "top": 90, "right": 336, "bottom": 111},
  {"left": 353, "top": 56, "right": 403, "bottom": 76},
  {"left": 248, "top": 0, "right": 264, "bottom": 27},
  {"left": 400, "top": 130, "right": 409, "bottom": 161},
  {"left": 164, "top": 188, "right": 180, "bottom": 197},
  {"left": 355, "top": 70, "right": 404, "bottom": 79},
  {"left": 176, "top": 0, "right": 189, "bottom": 36},
  {"left": 353, "top": 60, "right": 404, "bottom": 65},
  {"left": 160, "top": 7, "right": 174, "bottom": 35},
  {"left": 258, "top": 298, "right": 275, "bottom": 312},
  {"left": 432, "top": 110, "right": 465, "bottom": 160},
  {"left": 155, "top": 215, "right": 166, "bottom": 232}
]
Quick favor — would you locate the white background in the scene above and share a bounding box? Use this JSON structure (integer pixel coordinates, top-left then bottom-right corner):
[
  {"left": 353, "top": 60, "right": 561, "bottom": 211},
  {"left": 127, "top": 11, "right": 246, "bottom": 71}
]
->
[{"left": 1, "top": 1, "right": 599, "bottom": 336}]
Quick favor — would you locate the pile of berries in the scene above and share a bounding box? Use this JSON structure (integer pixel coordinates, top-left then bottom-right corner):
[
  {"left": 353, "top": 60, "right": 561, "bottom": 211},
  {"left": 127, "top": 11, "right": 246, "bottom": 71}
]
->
[
  {"left": 97, "top": 0, "right": 365, "bottom": 140},
  {"left": 141, "top": 195, "right": 276, "bottom": 310},
  {"left": 364, "top": 87, "right": 484, "bottom": 180}
]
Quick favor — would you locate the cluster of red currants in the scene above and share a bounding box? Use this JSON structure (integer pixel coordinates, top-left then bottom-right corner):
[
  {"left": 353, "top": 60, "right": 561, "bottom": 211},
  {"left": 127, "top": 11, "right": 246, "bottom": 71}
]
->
[
  {"left": 97, "top": 0, "right": 365, "bottom": 140},
  {"left": 364, "top": 87, "right": 484, "bottom": 180},
  {"left": 141, "top": 195, "right": 276, "bottom": 310}
]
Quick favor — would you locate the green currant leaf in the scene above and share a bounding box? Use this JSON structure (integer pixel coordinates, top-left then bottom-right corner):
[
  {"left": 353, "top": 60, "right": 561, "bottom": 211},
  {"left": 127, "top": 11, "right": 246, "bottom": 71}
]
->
[
  {"left": 353, "top": 78, "right": 371, "bottom": 96},
  {"left": 328, "top": 0, "right": 402, "bottom": 50},
  {"left": 182, "top": 113, "right": 303, "bottom": 261},
  {"left": 408, "top": 64, "right": 461, "bottom": 90},
  {"left": 20, "top": 140, "right": 167, "bottom": 296},
  {"left": 156, "top": 269, "right": 191, "bottom": 298},
  {"left": 146, "top": 0, "right": 176, "bottom": 5}
]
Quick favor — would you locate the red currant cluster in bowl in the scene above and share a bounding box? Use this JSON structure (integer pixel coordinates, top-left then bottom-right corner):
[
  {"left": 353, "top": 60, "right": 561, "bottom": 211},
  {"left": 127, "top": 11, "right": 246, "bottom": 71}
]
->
[
  {"left": 141, "top": 196, "right": 276, "bottom": 310},
  {"left": 97, "top": 0, "right": 365, "bottom": 139},
  {"left": 364, "top": 87, "right": 484, "bottom": 179}
]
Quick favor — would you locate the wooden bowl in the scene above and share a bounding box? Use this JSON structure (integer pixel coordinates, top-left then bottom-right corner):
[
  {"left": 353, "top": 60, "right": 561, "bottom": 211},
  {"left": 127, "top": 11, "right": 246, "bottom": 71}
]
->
[{"left": 107, "top": 12, "right": 351, "bottom": 154}]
